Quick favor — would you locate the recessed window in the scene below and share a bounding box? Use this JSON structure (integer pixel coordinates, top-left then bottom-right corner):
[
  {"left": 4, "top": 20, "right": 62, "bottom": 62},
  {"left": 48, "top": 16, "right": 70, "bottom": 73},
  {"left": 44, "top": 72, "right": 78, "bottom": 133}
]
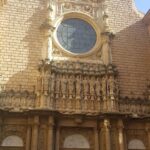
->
[{"left": 57, "top": 18, "right": 96, "bottom": 54}]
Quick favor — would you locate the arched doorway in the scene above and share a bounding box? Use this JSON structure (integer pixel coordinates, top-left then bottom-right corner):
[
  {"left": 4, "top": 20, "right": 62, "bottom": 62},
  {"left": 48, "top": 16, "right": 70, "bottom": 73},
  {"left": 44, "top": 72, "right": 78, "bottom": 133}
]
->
[
  {"left": 1, "top": 135, "right": 24, "bottom": 150},
  {"left": 63, "top": 134, "right": 90, "bottom": 150},
  {"left": 128, "top": 139, "right": 146, "bottom": 150}
]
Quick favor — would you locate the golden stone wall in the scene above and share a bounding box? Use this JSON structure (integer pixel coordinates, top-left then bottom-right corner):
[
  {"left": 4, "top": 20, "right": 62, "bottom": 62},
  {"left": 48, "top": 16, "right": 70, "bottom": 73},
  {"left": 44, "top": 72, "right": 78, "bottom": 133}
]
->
[
  {"left": 0, "top": 0, "right": 150, "bottom": 99},
  {"left": 0, "top": 0, "right": 150, "bottom": 150}
]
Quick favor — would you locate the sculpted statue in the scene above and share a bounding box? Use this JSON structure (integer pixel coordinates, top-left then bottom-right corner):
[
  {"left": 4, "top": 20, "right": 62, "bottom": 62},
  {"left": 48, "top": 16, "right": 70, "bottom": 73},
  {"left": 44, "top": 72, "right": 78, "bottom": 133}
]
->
[
  {"left": 55, "top": 75, "right": 60, "bottom": 99},
  {"left": 50, "top": 73, "right": 55, "bottom": 98},
  {"left": 108, "top": 76, "right": 115, "bottom": 100},
  {"left": 89, "top": 76, "right": 96, "bottom": 100},
  {"left": 62, "top": 75, "right": 68, "bottom": 99},
  {"left": 95, "top": 77, "right": 101, "bottom": 100},
  {"left": 68, "top": 75, "right": 76, "bottom": 99},
  {"left": 76, "top": 75, "right": 81, "bottom": 99},
  {"left": 83, "top": 76, "right": 90, "bottom": 100},
  {"left": 102, "top": 77, "right": 107, "bottom": 100}
]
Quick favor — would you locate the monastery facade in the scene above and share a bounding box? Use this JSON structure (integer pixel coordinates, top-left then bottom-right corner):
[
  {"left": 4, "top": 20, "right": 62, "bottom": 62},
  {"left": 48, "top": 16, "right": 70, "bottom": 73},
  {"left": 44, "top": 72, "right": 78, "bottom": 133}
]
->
[{"left": 0, "top": 0, "right": 150, "bottom": 150}]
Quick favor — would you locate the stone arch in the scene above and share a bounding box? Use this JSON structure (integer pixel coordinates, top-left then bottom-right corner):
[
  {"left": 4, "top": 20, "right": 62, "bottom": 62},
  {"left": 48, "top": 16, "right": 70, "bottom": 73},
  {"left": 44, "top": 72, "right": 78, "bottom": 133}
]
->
[
  {"left": 63, "top": 134, "right": 90, "bottom": 149},
  {"left": 1, "top": 135, "right": 24, "bottom": 147},
  {"left": 128, "top": 139, "right": 146, "bottom": 150}
]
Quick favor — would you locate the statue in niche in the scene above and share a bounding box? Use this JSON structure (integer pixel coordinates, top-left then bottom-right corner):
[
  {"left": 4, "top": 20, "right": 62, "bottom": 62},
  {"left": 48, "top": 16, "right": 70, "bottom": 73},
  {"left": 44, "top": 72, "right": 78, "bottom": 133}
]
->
[
  {"left": 50, "top": 73, "right": 55, "bottom": 99},
  {"left": 108, "top": 76, "right": 115, "bottom": 100},
  {"left": 83, "top": 76, "right": 90, "bottom": 100},
  {"left": 68, "top": 75, "right": 76, "bottom": 99},
  {"left": 102, "top": 76, "right": 107, "bottom": 100},
  {"left": 95, "top": 77, "right": 102, "bottom": 101},
  {"left": 55, "top": 75, "right": 60, "bottom": 99},
  {"left": 76, "top": 75, "right": 82, "bottom": 99},
  {"left": 89, "top": 76, "right": 96, "bottom": 100},
  {"left": 62, "top": 75, "right": 68, "bottom": 99}
]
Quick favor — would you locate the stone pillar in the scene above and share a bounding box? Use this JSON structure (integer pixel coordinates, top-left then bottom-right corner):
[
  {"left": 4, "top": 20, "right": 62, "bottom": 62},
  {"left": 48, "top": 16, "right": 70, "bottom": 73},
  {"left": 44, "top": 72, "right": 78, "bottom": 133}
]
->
[
  {"left": 105, "top": 119, "right": 111, "bottom": 150},
  {"left": 0, "top": 117, "right": 3, "bottom": 142},
  {"left": 31, "top": 116, "right": 39, "bottom": 150},
  {"left": 100, "top": 119, "right": 111, "bottom": 150},
  {"left": 26, "top": 118, "right": 32, "bottom": 150},
  {"left": 94, "top": 128, "right": 99, "bottom": 150},
  {"left": 56, "top": 127, "right": 60, "bottom": 150},
  {"left": 117, "top": 120, "right": 125, "bottom": 150},
  {"left": 47, "top": 116, "right": 54, "bottom": 150},
  {"left": 146, "top": 123, "right": 150, "bottom": 150}
]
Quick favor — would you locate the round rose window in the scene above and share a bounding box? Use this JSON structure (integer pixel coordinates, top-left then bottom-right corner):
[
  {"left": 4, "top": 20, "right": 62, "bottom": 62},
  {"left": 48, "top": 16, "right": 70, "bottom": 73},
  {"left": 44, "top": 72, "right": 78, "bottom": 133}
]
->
[{"left": 57, "top": 18, "right": 97, "bottom": 54}]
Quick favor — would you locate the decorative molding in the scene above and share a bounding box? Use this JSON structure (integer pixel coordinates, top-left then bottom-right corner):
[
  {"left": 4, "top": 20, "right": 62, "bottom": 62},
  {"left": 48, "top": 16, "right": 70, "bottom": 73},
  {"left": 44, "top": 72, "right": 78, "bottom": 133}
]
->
[{"left": 0, "top": 85, "right": 36, "bottom": 111}]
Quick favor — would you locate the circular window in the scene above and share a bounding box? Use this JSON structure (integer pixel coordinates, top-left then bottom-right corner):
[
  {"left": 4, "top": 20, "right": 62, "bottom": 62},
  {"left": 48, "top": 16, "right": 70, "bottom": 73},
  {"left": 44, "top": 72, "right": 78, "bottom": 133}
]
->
[{"left": 57, "top": 18, "right": 97, "bottom": 54}]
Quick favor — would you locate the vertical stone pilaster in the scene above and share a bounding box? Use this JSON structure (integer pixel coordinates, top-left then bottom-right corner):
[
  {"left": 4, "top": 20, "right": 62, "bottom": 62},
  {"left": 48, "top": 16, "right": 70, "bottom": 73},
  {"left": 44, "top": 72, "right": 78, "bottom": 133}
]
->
[
  {"left": 0, "top": 117, "right": 3, "bottom": 142},
  {"left": 100, "top": 119, "right": 111, "bottom": 150},
  {"left": 47, "top": 116, "right": 54, "bottom": 150},
  {"left": 26, "top": 117, "right": 32, "bottom": 150},
  {"left": 117, "top": 120, "right": 125, "bottom": 150},
  {"left": 146, "top": 123, "right": 150, "bottom": 150},
  {"left": 56, "top": 127, "right": 60, "bottom": 150},
  {"left": 25, "top": 118, "right": 31, "bottom": 150},
  {"left": 104, "top": 119, "right": 111, "bottom": 150},
  {"left": 31, "top": 116, "right": 39, "bottom": 150},
  {"left": 94, "top": 128, "right": 99, "bottom": 150}
]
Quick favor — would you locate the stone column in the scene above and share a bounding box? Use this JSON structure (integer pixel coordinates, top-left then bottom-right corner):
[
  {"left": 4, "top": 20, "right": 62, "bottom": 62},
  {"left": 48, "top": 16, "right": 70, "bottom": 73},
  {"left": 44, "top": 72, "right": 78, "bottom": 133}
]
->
[
  {"left": 31, "top": 116, "right": 39, "bottom": 150},
  {"left": 146, "top": 123, "right": 150, "bottom": 150},
  {"left": 0, "top": 117, "right": 3, "bottom": 142},
  {"left": 99, "top": 125, "right": 104, "bottom": 150},
  {"left": 56, "top": 127, "right": 60, "bottom": 150},
  {"left": 94, "top": 128, "right": 99, "bottom": 150},
  {"left": 103, "top": 119, "right": 111, "bottom": 150},
  {"left": 26, "top": 118, "right": 32, "bottom": 150},
  {"left": 47, "top": 116, "right": 54, "bottom": 150},
  {"left": 117, "top": 120, "right": 125, "bottom": 150}
]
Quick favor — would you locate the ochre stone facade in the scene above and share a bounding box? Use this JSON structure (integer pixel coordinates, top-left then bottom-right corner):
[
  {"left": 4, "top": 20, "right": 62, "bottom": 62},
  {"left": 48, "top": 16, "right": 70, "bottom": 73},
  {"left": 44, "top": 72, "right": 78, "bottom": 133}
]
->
[{"left": 0, "top": 0, "right": 150, "bottom": 150}]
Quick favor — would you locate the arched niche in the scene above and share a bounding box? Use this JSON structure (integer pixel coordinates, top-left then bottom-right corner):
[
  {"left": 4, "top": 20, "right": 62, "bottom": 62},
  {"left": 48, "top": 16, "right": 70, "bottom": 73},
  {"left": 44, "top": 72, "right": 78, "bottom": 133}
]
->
[
  {"left": 128, "top": 139, "right": 146, "bottom": 150},
  {"left": 63, "top": 134, "right": 90, "bottom": 149},
  {"left": 1, "top": 135, "right": 24, "bottom": 147}
]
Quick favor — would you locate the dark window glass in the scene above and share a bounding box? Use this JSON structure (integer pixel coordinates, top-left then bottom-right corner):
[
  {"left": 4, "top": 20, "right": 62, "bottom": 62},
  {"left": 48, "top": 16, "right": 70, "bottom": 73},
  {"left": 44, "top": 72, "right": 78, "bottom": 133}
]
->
[{"left": 57, "top": 18, "right": 96, "bottom": 54}]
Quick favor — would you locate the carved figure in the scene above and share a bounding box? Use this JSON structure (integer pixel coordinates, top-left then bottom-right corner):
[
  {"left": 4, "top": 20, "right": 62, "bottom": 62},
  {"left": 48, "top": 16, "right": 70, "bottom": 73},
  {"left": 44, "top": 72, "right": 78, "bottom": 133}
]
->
[
  {"left": 83, "top": 77, "right": 90, "bottom": 100},
  {"left": 75, "top": 75, "right": 82, "bottom": 99},
  {"left": 89, "top": 76, "right": 96, "bottom": 100},
  {"left": 95, "top": 77, "right": 101, "bottom": 100},
  {"left": 62, "top": 75, "right": 68, "bottom": 99},
  {"left": 68, "top": 75, "right": 76, "bottom": 99},
  {"left": 102, "top": 77, "right": 107, "bottom": 100}
]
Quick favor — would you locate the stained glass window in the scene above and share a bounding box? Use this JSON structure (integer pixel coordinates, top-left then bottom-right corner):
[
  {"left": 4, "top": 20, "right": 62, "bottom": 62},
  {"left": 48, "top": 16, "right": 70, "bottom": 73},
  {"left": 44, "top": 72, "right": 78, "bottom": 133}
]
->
[{"left": 57, "top": 18, "right": 96, "bottom": 54}]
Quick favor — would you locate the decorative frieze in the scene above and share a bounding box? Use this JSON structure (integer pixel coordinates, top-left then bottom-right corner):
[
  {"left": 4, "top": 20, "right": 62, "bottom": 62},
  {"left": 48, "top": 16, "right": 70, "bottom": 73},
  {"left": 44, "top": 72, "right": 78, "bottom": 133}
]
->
[
  {"left": 0, "top": 60, "right": 149, "bottom": 115},
  {"left": 0, "top": 85, "right": 36, "bottom": 111},
  {"left": 36, "top": 60, "right": 119, "bottom": 114},
  {"left": 119, "top": 97, "right": 150, "bottom": 115}
]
